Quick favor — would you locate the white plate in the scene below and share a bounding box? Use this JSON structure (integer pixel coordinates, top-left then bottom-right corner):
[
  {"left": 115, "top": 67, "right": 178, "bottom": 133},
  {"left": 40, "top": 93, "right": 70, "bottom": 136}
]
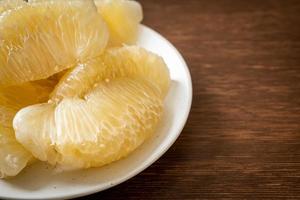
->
[{"left": 0, "top": 25, "right": 192, "bottom": 200}]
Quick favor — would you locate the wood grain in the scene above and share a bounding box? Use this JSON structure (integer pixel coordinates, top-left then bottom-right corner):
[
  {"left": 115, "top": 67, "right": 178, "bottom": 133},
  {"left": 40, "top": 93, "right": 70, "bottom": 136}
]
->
[{"left": 76, "top": 0, "right": 300, "bottom": 199}]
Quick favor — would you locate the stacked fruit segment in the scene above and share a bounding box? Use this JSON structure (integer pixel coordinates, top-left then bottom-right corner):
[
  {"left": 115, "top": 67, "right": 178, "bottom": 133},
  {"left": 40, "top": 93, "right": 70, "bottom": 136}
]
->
[
  {"left": 28, "top": 0, "right": 143, "bottom": 47},
  {"left": 14, "top": 46, "right": 170, "bottom": 169},
  {"left": 51, "top": 46, "right": 170, "bottom": 101},
  {"left": 0, "top": 81, "right": 54, "bottom": 177},
  {"left": 0, "top": 0, "right": 108, "bottom": 86},
  {"left": 95, "top": 0, "right": 143, "bottom": 46},
  {"left": 0, "top": 0, "right": 109, "bottom": 177},
  {"left": 0, "top": 0, "right": 170, "bottom": 177},
  {"left": 0, "top": 125, "right": 33, "bottom": 178},
  {"left": 0, "top": 0, "right": 26, "bottom": 14}
]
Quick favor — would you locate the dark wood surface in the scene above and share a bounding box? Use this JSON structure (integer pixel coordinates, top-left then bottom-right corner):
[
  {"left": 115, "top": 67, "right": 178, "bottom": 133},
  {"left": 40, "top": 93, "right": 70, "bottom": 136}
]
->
[{"left": 77, "top": 0, "right": 300, "bottom": 199}]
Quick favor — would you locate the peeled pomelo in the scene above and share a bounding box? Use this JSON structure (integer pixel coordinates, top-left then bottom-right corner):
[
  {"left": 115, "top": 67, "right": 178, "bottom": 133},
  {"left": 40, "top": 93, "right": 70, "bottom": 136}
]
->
[
  {"left": 95, "top": 0, "right": 143, "bottom": 46},
  {"left": 0, "top": 125, "right": 33, "bottom": 178},
  {"left": 0, "top": 80, "right": 54, "bottom": 178},
  {"left": 51, "top": 46, "right": 170, "bottom": 101},
  {"left": 0, "top": 81, "right": 53, "bottom": 127},
  {"left": 0, "top": 0, "right": 26, "bottom": 14},
  {"left": 29, "top": 0, "right": 142, "bottom": 46},
  {"left": 0, "top": 0, "right": 108, "bottom": 86},
  {"left": 14, "top": 78, "right": 163, "bottom": 169},
  {"left": 14, "top": 46, "right": 170, "bottom": 170}
]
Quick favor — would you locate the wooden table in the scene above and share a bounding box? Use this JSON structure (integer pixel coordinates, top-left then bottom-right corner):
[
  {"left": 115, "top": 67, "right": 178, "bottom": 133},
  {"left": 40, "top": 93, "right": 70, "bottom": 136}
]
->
[{"left": 77, "top": 0, "right": 300, "bottom": 199}]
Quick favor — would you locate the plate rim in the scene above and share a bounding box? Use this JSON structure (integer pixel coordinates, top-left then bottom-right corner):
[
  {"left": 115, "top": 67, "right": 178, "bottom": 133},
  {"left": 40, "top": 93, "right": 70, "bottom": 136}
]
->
[{"left": 0, "top": 24, "right": 193, "bottom": 200}]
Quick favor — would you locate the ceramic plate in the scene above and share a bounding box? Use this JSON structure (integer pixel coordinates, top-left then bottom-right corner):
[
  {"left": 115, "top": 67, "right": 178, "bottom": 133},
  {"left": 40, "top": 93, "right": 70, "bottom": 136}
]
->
[{"left": 0, "top": 25, "right": 192, "bottom": 200}]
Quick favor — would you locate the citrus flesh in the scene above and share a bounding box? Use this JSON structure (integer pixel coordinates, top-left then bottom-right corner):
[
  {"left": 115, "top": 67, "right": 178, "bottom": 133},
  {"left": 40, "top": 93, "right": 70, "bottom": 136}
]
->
[
  {"left": 51, "top": 46, "right": 170, "bottom": 102},
  {"left": 0, "top": 125, "right": 33, "bottom": 178},
  {"left": 0, "top": 0, "right": 108, "bottom": 86},
  {"left": 14, "top": 46, "right": 170, "bottom": 170},
  {"left": 14, "top": 78, "right": 163, "bottom": 169},
  {"left": 0, "top": 0, "right": 26, "bottom": 14},
  {"left": 29, "top": 0, "right": 143, "bottom": 46},
  {"left": 95, "top": 0, "right": 143, "bottom": 46},
  {"left": 1, "top": 0, "right": 170, "bottom": 175},
  {"left": 0, "top": 81, "right": 54, "bottom": 127},
  {"left": 0, "top": 80, "right": 54, "bottom": 178}
]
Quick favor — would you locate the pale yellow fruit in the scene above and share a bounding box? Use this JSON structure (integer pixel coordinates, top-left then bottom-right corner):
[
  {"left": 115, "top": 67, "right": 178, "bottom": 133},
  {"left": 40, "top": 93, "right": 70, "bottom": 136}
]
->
[
  {"left": 0, "top": 0, "right": 26, "bottom": 14},
  {"left": 51, "top": 46, "right": 170, "bottom": 101},
  {"left": 28, "top": 0, "right": 142, "bottom": 46},
  {"left": 0, "top": 80, "right": 54, "bottom": 178},
  {"left": 0, "top": 0, "right": 108, "bottom": 86},
  {"left": 0, "top": 125, "right": 33, "bottom": 178},
  {"left": 95, "top": 0, "right": 143, "bottom": 46},
  {"left": 14, "top": 46, "right": 170, "bottom": 170},
  {"left": 14, "top": 78, "right": 163, "bottom": 169},
  {"left": 0, "top": 81, "right": 53, "bottom": 127}
]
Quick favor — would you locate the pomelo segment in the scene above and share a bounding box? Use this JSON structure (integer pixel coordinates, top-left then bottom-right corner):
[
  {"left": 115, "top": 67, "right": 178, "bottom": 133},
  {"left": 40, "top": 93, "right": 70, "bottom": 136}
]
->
[
  {"left": 51, "top": 46, "right": 170, "bottom": 101},
  {"left": 14, "top": 78, "right": 162, "bottom": 169},
  {"left": 0, "top": 125, "right": 33, "bottom": 178},
  {"left": 0, "top": 81, "right": 53, "bottom": 127},
  {"left": 14, "top": 46, "right": 169, "bottom": 170},
  {"left": 3, "top": 0, "right": 170, "bottom": 172},
  {"left": 0, "top": 0, "right": 26, "bottom": 14},
  {"left": 29, "top": 0, "right": 142, "bottom": 46},
  {"left": 95, "top": 0, "right": 143, "bottom": 46},
  {"left": 0, "top": 80, "right": 54, "bottom": 178},
  {"left": 0, "top": 0, "right": 109, "bottom": 86}
]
